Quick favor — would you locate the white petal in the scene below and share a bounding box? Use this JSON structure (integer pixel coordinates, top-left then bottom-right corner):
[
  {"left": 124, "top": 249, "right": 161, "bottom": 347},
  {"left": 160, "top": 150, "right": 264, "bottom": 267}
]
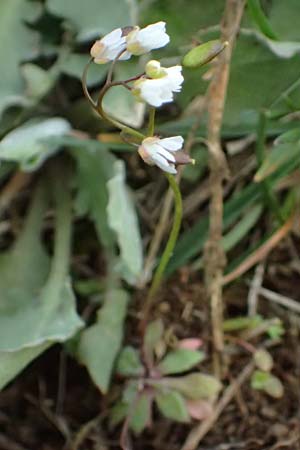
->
[
  {"left": 156, "top": 146, "right": 176, "bottom": 162},
  {"left": 151, "top": 152, "right": 177, "bottom": 173},
  {"left": 139, "top": 78, "right": 173, "bottom": 107},
  {"left": 159, "top": 136, "right": 184, "bottom": 151},
  {"left": 136, "top": 21, "right": 170, "bottom": 52},
  {"left": 119, "top": 50, "right": 132, "bottom": 60},
  {"left": 165, "top": 66, "right": 184, "bottom": 91},
  {"left": 101, "top": 28, "right": 124, "bottom": 46},
  {"left": 146, "top": 143, "right": 175, "bottom": 162}
]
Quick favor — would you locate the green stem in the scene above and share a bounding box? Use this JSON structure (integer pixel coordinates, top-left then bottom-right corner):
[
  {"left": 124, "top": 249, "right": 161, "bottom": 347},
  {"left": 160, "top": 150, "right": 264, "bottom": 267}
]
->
[
  {"left": 255, "top": 111, "right": 285, "bottom": 223},
  {"left": 82, "top": 59, "right": 145, "bottom": 142},
  {"left": 147, "top": 173, "right": 183, "bottom": 300},
  {"left": 16, "top": 179, "right": 48, "bottom": 253},
  {"left": 96, "top": 84, "right": 145, "bottom": 141},
  {"left": 47, "top": 165, "right": 73, "bottom": 287},
  {"left": 147, "top": 107, "right": 156, "bottom": 136}
]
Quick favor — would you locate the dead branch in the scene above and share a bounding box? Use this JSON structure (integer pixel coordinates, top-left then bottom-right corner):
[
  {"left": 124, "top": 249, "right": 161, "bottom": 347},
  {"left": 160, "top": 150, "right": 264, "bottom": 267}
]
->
[{"left": 203, "top": 0, "right": 246, "bottom": 356}]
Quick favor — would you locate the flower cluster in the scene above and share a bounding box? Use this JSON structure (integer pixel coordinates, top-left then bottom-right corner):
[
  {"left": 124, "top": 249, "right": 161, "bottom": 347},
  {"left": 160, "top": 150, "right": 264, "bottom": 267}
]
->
[
  {"left": 90, "top": 22, "right": 169, "bottom": 63},
  {"left": 89, "top": 22, "right": 192, "bottom": 174}
]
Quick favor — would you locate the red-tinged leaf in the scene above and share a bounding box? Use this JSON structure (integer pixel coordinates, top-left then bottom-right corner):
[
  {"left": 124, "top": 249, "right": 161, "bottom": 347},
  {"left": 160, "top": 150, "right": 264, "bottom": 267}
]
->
[
  {"left": 186, "top": 399, "right": 213, "bottom": 420},
  {"left": 177, "top": 338, "right": 203, "bottom": 350}
]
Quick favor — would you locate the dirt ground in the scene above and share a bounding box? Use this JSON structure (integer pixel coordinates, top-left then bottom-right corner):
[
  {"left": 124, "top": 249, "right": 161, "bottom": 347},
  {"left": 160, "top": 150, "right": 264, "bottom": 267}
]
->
[{"left": 1, "top": 265, "right": 299, "bottom": 450}]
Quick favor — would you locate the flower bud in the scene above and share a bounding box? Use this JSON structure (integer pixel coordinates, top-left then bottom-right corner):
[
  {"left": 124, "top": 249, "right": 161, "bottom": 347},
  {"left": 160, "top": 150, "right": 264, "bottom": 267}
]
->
[
  {"left": 183, "top": 39, "right": 228, "bottom": 69},
  {"left": 145, "top": 60, "right": 167, "bottom": 79}
]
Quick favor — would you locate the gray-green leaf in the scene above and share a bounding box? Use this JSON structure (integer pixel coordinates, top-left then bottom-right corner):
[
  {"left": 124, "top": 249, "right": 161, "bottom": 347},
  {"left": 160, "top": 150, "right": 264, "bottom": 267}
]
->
[
  {"left": 155, "top": 390, "right": 190, "bottom": 423},
  {"left": 157, "top": 349, "right": 205, "bottom": 375},
  {"left": 78, "top": 289, "right": 129, "bottom": 394},
  {"left": 116, "top": 346, "right": 144, "bottom": 377},
  {"left": 130, "top": 393, "right": 152, "bottom": 434},
  {"left": 0, "top": 118, "right": 71, "bottom": 171},
  {"left": 46, "top": 0, "right": 137, "bottom": 42},
  {"left": 107, "top": 161, "right": 143, "bottom": 284}
]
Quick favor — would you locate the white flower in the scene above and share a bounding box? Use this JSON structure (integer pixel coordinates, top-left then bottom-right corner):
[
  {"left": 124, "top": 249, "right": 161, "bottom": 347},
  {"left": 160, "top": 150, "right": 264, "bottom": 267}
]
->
[
  {"left": 138, "top": 136, "right": 184, "bottom": 173},
  {"left": 90, "top": 22, "right": 169, "bottom": 64},
  {"left": 90, "top": 28, "right": 130, "bottom": 64},
  {"left": 126, "top": 22, "right": 170, "bottom": 55},
  {"left": 133, "top": 61, "right": 184, "bottom": 107}
]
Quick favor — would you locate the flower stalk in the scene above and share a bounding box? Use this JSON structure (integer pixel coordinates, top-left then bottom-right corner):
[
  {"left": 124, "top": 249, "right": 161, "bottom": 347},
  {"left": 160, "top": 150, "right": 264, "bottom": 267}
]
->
[{"left": 82, "top": 22, "right": 190, "bottom": 326}]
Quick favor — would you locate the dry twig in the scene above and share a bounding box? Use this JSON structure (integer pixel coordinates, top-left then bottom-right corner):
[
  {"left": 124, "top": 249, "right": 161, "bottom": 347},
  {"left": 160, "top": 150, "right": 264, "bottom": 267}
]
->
[
  {"left": 247, "top": 262, "right": 265, "bottom": 316},
  {"left": 203, "top": 0, "right": 246, "bottom": 357},
  {"left": 223, "top": 215, "right": 294, "bottom": 285}
]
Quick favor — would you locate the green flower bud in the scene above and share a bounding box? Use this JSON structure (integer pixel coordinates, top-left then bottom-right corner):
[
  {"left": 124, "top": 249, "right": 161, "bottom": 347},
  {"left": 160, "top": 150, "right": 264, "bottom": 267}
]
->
[{"left": 183, "top": 39, "right": 228, "bottom": 69}]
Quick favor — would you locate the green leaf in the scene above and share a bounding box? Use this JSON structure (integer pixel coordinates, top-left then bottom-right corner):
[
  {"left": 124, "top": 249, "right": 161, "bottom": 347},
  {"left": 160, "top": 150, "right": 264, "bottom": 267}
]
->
[
  {"left": 107, "top": 161, "right": 143, "bottom": 284},
  {"left": 0, "top": 177, "right": 83, "bottom": 388},
  {"left": 247, "top": 0, "right": 279, "bottom": 40},
  {"left": 110, "top": 401, "right": 129, "bottom": 428},
  {"left": 223, "top": 315, "right": 262, "bottom": 332},
  {"left": 46, "top": 0, "right": 137, "bottom": 41},
  {"left": 123, "top": 380, "right": 139, "bottom": 403},
  {"left": 251, "top": 370, "right": 284, "bottom": 398},
  {"left": 116, "top": 346, "right": 144, "bottom": 377},
  {"left": 143, "top": 319, "right": 164, "bottom": 365},
  {"left": 260, "top": 38, "right": 300, "bottom": 59},
  {"left": 72, "top": 146, "right": 116, "bottom": 249},
  {"left": 103, "top": 62, "right": 145, "bottom": 128},
  {"left": 0, "top": 343, "right": 51, "bottom": 390},
  {"left": 0, "top": 180, "right": 83, "bottom": 352},
  {"left": 253, "top": 349, "right": 273, "bottom": 372},
  {"left": 130, "top": 393, "right": 152, "bottom": 434},
  {"left": 267, "top": 320, "right": 285, "bottom": 339},
  {"left": 157, "top": 349, "right": 205, "bottom": 375},
  {"left": 0, "top": 118, "right": 71, "bottom": 171},
  {"left": 254, "top": 142, "right": 300, "bottom": 182},
  {"left": 21, "top": 63, "right": 56, "bottom": 100},
  {"left": 183, "top": 40, "right": 227, "bottom": 68},
  {"left": 78, "top": 289, "right": 129, "bottom": 394},
  {"left": 162, "top": 373, "right": 222, "bottom": 400},
  {"left": 60, "top": 54, "right": 107, "bottom": 87},
  {"left": 275, "top": 128, "right": 300, "bottom": 145},
  {"left": 155, "top": 390, "right": 189, "bottom": 423},
  {"left": 0, "top": 0, "right": 41, "bottom": 116}
]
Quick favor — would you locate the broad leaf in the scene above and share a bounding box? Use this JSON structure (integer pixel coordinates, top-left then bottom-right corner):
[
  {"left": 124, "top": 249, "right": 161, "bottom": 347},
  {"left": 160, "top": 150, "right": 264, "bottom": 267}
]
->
[
  {"left": 0, "top": 343, "right": 51, "bottom": 390},
  {"left": 103, "top": 63, "right": 145, "bottom": 128},
  {"left": 0, "top": 178, "right": 83, "bottom": 388},
  {"left": 73, "top": 146, "right": 116, "bottom": 248},
  {"left": 0, "top": 118, "right": 71, "bottom": 171},
  {"left": 155, "top": 390, "right": 190, "bottom": 423},
  {"left": 0, "top": 0, "right": 40, "bottom": 115},
  {"left": 157, "top": 349, "right": 205, "bottom": 375},
  {"left": 130, "top": 393, "right": 152, "bottom": 434},
  {"left": 0, "top": 179, "right": 83, "bottom": 352},
  {"left": 162, "top": 373, "right": 222, "bottom": 400},
  {"left": 107, "top": 161, "right": 143, "bottom": 284},
  {"left": 78, "top": 289, "right": 129, "bottom": 394},
  {"left": 21, "top": 63, "right": 56, "bottom": 100},
  {"left": 116, "top": 346, "right": 144, "bottom": 376},
  {"left": 60, "top": 54, "right": 107, "bottom": 87},
  {"left": 46, "top": 0, "right": 137, "bottom": 42}
]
